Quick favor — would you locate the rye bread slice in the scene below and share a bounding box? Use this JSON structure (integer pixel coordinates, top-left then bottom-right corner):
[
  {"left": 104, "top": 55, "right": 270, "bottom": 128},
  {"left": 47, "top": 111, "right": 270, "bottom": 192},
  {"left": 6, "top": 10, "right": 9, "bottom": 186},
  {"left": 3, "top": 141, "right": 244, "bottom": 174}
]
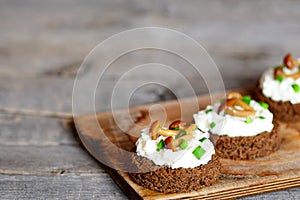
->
[
  {"left": 129, "top": 154, "right": 220, "bottom": 193},
  {"left": 210, "top": 121, "right": 280, "bottom": 160},
  {"left": 254, "top": 83, "right": 300, "bottom": 122}
]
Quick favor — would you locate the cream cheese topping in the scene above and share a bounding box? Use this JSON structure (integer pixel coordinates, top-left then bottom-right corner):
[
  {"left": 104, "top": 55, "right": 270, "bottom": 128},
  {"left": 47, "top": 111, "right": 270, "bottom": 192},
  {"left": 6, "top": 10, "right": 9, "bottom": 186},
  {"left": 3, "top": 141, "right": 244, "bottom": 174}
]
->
[
  {"left": 260, "top": 60, "right": 300, "bottom": 104},
  {"left": 136, "top": 128, "right": 215, "bottom": 169},
  {"left": 193, "top": 100, "right": 274, "bottom": 137}
]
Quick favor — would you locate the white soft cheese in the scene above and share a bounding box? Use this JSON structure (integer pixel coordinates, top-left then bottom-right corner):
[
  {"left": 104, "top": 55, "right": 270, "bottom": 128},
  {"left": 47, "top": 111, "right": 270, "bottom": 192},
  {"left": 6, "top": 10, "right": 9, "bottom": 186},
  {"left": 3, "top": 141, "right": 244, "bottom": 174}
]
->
[
  {"left": 136, "top": 128, "right": 215, "bottom": 169},
  {"left": 193, "top": 100, "right": 274, "bottom": 137},
  {"left": 260, "top": 65, "right": 300, "bottom": 104}
]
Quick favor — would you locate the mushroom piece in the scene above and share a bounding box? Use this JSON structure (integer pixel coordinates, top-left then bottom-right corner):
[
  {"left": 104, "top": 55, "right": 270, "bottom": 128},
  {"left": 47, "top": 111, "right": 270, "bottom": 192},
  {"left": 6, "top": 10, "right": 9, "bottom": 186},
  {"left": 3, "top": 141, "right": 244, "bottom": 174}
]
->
[
  {"left": 225, "top": 107, "right": 256, "bottom": 117},
  {"left": 149, "top": 120, "right": 199, "bottom": 152},
  {"left": 274, "top": 66, "right": 300, "bottom": 80},
  {"left": 164, "top": 136, "right": 176, "bottom": 151},
  {"left": 284, "top": 53, "right": 294, "bottom": 69},
  {"left": 234, "top": 99, "right": 255, "bottom": 111},
  {"left": 225, "top": 99, "right": 256, "bottom": 117},
  {"left": 165, "top": 132, "right": 195, "bottom": 151},
  {"left": 184, "top": 124, "right": 197, "bottom": 134},
  {"left": 217, "top": 92, "right": 257, "bottom": 117},
  {"left": 283, "top": 53, "right": 300, "bottom": 70},
  {"left": 149, "top": 120, "right": 178, "bottom": 140},
  {"left": 218, "top": 91, "right": 243, "bottom": 114},
  {"left": 218, "top": 98, "right": 236, "bottom": 114},
  {"left": 169, "top": 120, "right": 186, "bottom": 130},
  {"left": 149, "top": 120, "right": 162, "bottom": 140},
  {"left": 227, "top": 92, "right": 242, "bottom": 100}
]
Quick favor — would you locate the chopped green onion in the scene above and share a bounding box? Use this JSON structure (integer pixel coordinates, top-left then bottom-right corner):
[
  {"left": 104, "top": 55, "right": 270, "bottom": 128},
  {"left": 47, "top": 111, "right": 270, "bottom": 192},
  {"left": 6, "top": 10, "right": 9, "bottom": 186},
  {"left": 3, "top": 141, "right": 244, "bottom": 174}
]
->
[
  {"left": 242, "top": 95, "right": 251, "bottom": 105},
  {"left": 259, "top": 116, "right": 265, "bottom": 120},
  {"left": 179, "top": 139, "right": 188, "bottom": 150},
  {"left": 298, "top": 65, "right": 300, "bottom": 71},
  {"left": 209, "top": 122, "right": 216, "bottom": 129},
  {"left": 245, "top": 117, "right": 253, "bottom": 124},
  {"left": 173, "top": 127, "right": 180, "bottom": 131},
  {"left": 199, "top": 137, "right": 207, "bottom": 142},
  {"left": 192, "top": 146, "right": 206, "bottom": 160},
  {"left": 259, "top": 101, "right": 269, "bottom": 109},
  {"left": 156, "top": 139, "right": 164, "bottom": 151},
  {"left": 275, "top": 76, "right": 284, "bottom": 83},
  {"left": 292, "top": 84, "right": 300, "bottom": 93},
  {"left": 205, "top": 109, "right": 213, "bottom": 114},
  {"left": 175, "top": 130, "right": 187, "bottom": 139}
]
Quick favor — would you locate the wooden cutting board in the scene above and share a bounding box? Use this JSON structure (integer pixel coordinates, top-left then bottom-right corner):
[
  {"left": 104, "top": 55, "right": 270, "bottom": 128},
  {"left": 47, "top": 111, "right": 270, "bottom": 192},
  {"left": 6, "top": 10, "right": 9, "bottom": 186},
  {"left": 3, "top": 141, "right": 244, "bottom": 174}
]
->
[{"left": 74, "top": 88, "right": 300, "bottom": 200}]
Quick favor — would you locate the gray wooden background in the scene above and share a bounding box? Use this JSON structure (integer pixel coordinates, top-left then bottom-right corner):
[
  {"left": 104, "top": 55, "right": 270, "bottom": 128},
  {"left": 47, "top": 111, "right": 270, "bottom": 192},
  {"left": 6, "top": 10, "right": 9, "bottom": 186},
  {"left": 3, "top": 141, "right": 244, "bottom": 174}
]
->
[{"left": 0, "top": 0, "right": 299, "bottom": 199}]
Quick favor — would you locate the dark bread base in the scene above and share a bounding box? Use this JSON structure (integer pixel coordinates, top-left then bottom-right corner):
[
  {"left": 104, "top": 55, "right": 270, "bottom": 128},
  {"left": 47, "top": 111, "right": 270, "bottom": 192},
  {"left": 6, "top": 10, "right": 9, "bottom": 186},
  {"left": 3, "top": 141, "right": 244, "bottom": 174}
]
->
[
  {"left": 129, "top": 154, "right": 221, "bottom": 193},
  {"left": 210, "top": 121, "right": 281, "bottom": 160},
  {"left": 254, "top": 84, "right": 300, "bottom": 122}
]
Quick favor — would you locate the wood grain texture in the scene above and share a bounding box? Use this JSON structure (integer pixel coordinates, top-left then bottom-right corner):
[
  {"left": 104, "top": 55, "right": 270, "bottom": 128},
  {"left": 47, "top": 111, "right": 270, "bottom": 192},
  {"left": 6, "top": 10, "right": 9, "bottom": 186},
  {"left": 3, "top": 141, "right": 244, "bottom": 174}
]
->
[
  {"left": 0, "top": 0, "right": 299, "bottom": 114},
  {"left": 1, "top": 0, "right": 300, "bottom": 199},
  {"left": 0, "top": 174, "right": 127, "bottom": 200},
  {"left": 0, "top": 114, "right": 74, "bottom": 146},
  {"left": 0, "top": 77, "right": 74, "bottom": 113},
  {"left": 75, "top": 88, "right": 300, "bottom": 199},
  {"left": 0, "top": 145, "right": 104, "bottom": 175}
]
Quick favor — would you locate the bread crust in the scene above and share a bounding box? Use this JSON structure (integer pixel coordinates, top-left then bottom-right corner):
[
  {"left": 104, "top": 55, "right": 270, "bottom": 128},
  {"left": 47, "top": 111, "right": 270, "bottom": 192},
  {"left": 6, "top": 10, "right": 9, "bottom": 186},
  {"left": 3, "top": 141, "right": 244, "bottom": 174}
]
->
[
  {"left": 129, "top": 154, "right": 221, "bottom": 193},
  {"left": 210, "top": 121, "right": 280, "bottom": 160},
  {"left": 254, "top": 84, "right": 300, "bottom": 122}
]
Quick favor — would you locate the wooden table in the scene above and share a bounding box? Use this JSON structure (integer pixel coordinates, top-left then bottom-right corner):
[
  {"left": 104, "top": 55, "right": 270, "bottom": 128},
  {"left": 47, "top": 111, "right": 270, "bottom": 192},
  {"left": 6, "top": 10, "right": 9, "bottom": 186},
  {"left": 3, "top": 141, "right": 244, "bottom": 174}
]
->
[{"left": 1, "top": 1, "right": 299, "bottom": 199}]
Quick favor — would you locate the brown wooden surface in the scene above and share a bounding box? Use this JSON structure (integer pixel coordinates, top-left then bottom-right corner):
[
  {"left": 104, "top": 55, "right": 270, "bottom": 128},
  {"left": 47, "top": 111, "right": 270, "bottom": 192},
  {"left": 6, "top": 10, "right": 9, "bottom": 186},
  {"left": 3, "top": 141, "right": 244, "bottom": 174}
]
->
[
  {"left": 75, "top": 89, "right": 300, "bottom": 200},
  {"left": 1, "top": 0, "right": 300, "bottom": 199}
]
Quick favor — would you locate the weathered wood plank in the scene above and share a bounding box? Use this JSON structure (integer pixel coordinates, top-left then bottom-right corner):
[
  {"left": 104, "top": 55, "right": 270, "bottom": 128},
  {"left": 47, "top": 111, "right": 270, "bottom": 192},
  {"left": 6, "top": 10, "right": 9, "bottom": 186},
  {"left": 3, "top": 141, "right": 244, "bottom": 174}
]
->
[
  {"left": 0, "top": 0, "right": 299, "bottom": 78},
  {"left": 0, "top": 174, "right": 128, "bottom": 200},
  {"left": 241, "top": 187, "right": 300, "bottom": 200},
  {"left": 0, "top": 174, "right": 298, "bottom": 200},
  {"left": 0, "top": 0, "right": 299, "bottom": 113},
  {"left": 0, "top": 113, "right": 75, "bottom": 146},
  {"left": 0, "top": 59, "right": 286, "bottom": 114},
  {"left": 0, "top": 76, "right": 193, "bottom": 113},
  {"left": 0, "top": 0, "right": 300, "bottom": 199},
  {"left": 0, "top": 145, "right": 103, "bottom": 175},
  {"left": 0, "top": 77, "right": 74, "bottom": 112}
]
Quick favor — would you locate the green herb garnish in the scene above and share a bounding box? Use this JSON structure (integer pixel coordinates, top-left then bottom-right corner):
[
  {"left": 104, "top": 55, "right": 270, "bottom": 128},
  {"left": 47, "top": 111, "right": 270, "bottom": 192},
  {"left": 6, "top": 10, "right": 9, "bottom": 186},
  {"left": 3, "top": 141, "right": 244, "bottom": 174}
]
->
[
  {"left": 175, "top": 130, "right": 187, "bottom": 139},
  {"left": 275, "top": 76, "right": 284, "bottom": 83},
  {"left": 173, "top": 127, "right": 180, "bottom": 131},
  {"left": 259, "top": 101, "right": 269, "bottom": 109},
  {"left": 298, "top": 65, "right": 300, "bottom": 71},
  {"left": 199, "top": 137, "right": 207, "bottom": 142},
  {"left": 192, "top": 146, "right": 206, "bottom": 160},
  {"left": 205, "top": 109, "right": 213, "bottom": 114},
  {"left": 210, "top": 122, "right": 216, "bottom": 129},
  {"left": 242, "top": 95, "right": 251, "bottom": 105},
  {"left": 259, "top": 116, "right": 265, "bottom": 120},
  {"left": 156, "top": 139, "right": 164, "bottom": 151},
  {"left": 245, "top": 117, "right": 253, "bottom": 124},
  {"left": 292, "top": 84, "right": 300, "bottom": 93},
  {"left": 179, "top": 139, "right": 188, "bottom": 150}
]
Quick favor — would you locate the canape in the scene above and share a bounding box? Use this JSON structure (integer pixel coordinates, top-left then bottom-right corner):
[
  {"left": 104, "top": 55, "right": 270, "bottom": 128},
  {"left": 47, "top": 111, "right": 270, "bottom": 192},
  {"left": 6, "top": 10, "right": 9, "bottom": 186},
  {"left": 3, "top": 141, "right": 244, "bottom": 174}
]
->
[
  {"left": 255, "top": 53, "right": 300, "bottom": 122},
  {"left": 129, "top": 120, "right": 220, "bottom": 193},
  {"left": 194, "top": 92, "right": 280, "bottom": 160}
]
